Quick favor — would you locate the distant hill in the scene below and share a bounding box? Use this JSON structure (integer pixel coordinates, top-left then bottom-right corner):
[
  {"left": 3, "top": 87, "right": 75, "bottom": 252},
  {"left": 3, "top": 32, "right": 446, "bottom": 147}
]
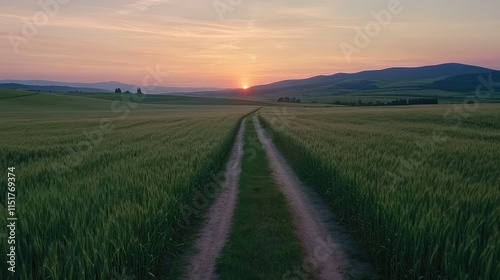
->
[
  {"left": 3, "top": 63, "right": 497, "bottom": 98},
  {"left": 0, "top": 83, "right": 108, "bottom": 93},
  {"left": 430, "top": 71, "right": 500, "bottom": 93},
  {"left": 248, "top": 63, "right": 495, "bottom": 94},
  {"left": 0, "top": 80, "right": 221, "bottom": 94}
]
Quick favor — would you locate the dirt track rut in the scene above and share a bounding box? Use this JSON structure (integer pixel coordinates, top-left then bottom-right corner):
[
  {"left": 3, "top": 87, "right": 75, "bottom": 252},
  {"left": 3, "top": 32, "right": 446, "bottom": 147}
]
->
[
  {"left": 253, "top": 114, "right": 377, "bottom": 280},
  {"left": 182, "top": 119, "right": 245, "bottom": 280}
]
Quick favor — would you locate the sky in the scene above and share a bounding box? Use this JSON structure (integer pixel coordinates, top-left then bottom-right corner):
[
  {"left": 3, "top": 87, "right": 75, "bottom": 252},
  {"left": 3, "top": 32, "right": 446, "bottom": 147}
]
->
[{"left": 1, "top": 0, "right": 499, "bottom": 88}]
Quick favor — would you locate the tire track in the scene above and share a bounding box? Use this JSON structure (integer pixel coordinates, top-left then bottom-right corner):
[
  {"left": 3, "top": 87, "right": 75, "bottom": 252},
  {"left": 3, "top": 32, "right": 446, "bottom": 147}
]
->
[
  {"left": 253, "top": 115, "right": 377, "bottom": 280},
  {"left": 182, "top": 119, "right": 245, "bottom": 280}
]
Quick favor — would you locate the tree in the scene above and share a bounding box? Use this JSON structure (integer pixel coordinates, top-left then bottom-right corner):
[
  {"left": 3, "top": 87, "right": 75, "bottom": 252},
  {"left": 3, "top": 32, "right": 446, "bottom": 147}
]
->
[
  {"left": 115, "top": 88, "right": 122, "bottom": 93},
  {"left": 277, "top": 97, "right": 284, "bottom": 102},
  {"left": 137, "top": 87, "right": 142, "bottom": 95}
]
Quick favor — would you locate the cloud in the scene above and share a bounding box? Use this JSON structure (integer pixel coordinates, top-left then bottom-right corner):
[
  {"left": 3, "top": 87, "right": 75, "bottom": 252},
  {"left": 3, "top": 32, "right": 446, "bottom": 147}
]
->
[{"left": 118, "top": 0, "right": 166, "bottom": 15}]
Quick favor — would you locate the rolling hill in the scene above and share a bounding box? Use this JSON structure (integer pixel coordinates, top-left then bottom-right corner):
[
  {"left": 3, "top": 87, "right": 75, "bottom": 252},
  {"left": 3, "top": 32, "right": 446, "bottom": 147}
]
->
[
  {"left": 2, "top": 63, "right": 497, "bottom": 100},
  {"left": 247, "top": 63, "right": 496, "bottom": 94},
  {"left": 430, "top": 71, "right": 500, "bottom": 93},
  {"left": 0, "top": 83, "right": 108, "bottom": 93},
  {"left": 0, "top": 80, "right": 221, "bottom": 94}
]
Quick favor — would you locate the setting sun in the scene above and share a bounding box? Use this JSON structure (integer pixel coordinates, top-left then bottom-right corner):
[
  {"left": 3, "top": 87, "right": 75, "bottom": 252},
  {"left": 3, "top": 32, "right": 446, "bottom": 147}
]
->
[{"left": 1, "top": 1, "right": 499, "bottom": 279}]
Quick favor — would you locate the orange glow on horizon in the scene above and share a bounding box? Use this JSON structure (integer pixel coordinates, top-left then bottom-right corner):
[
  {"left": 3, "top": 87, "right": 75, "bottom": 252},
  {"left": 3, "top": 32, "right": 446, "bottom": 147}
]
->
[{"left": 1, "top": 2, "right": 499, "bottom": 87}]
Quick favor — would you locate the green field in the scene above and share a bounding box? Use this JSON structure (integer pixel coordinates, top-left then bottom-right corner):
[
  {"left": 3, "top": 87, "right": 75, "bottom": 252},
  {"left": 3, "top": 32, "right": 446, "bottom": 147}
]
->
[
  {"left": 259, "top": 79, "right": 500, "bottom": 105},
  {"left": 1, "top": 89, "right": 499, "bottom": 279},
  {"left": 70, "top": 92, "right": 270, "bottom": 106},
  {"left": 0, "top": 90, "right": 256, "bottom": 279},
  {"left": 259, "top": 104, "right": 500, "bottom": 279}
]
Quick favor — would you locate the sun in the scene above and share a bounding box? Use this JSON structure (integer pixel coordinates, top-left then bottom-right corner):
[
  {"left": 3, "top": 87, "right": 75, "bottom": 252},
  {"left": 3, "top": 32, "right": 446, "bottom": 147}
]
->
[{"left": 242, "top": 85, "right": 249, "bottom": 90}]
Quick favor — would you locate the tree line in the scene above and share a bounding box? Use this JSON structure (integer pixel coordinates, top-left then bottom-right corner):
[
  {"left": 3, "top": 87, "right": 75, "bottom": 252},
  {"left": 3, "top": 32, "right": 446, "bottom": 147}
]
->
[
  {"left": 115, "top": 87, "right": 143, "bottom": 95},
  {"left": 387, "top": 98, "right": 439, "bottom": 105},
  {"left": 277, "top": 97, "right": 301, "bottom": 103},
  {"left": 333, "top": 97, "right": 439, "bottom": 107}
]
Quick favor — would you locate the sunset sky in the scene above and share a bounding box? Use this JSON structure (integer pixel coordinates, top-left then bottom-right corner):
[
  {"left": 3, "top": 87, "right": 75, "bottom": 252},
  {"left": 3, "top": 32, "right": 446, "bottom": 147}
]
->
[{"left": 1, "top": 0, "right": 499, "bottom": 88}]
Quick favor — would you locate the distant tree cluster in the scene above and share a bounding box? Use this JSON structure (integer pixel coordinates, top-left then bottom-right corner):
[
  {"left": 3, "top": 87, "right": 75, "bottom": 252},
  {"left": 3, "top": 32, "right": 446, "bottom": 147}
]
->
[
  {"left": 28, "top": 89, "right": 53, "bottom": 93},
  {"left": 333, "top": 97, "right": 438, "bottom": 107},
  {"left": 277, "top": 97, "right": 301, "bottom": 103},
  {"left": 115, "top": 87, "right": 143, "bottom": 95},
  {"left": 387, "top": 98, "right": 439, "bottom": 106}
]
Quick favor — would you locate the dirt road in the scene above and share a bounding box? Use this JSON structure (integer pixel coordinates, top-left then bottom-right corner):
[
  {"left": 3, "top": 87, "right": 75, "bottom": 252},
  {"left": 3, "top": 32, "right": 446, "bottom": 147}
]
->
[
  {"left": 182, "top": 119, "right": 245, "bottom": 280},
  {"left": 253, "top": 115, "right": 377, "bottom": 280}
]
